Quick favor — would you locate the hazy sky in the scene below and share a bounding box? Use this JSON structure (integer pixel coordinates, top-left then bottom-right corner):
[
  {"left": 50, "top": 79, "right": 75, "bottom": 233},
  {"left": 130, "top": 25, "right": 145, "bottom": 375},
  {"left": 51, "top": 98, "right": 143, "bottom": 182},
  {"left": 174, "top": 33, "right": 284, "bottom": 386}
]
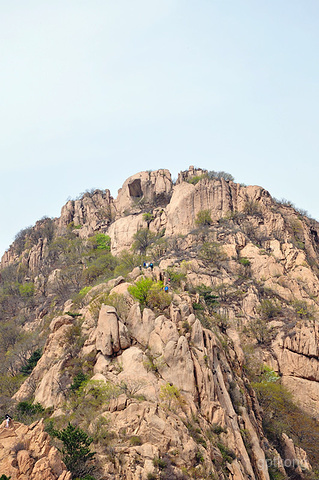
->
[{"left": 1, "top": 1, "right": 319, "bottom": 256}]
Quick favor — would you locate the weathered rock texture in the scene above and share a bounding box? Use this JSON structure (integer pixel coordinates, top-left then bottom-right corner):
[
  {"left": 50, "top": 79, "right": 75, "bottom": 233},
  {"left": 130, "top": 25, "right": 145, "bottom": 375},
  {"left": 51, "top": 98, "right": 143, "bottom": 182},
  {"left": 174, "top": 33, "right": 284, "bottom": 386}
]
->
[
  {"left": 0, "top": 419, "right": 71, "bottom": 480},
  {"left": 114, "top": 169, "right": 173, "bottom": 215},
  {"left": 58, "top": 188, "right": 114, "bottom": 236}
]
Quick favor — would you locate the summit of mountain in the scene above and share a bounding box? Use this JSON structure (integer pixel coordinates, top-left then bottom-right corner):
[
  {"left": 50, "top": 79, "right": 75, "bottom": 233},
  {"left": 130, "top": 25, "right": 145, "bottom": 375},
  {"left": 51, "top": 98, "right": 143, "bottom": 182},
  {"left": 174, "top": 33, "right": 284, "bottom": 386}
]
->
[{"left": 0, "top": 166, "right": 319, "bottom": 480}]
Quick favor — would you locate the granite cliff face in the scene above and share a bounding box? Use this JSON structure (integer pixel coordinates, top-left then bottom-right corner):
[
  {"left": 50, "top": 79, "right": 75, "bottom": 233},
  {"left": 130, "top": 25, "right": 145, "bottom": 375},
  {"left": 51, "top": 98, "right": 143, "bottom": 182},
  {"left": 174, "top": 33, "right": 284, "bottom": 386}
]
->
[{"left": 1, "top": 167, "right": 319, "bottom": 480}]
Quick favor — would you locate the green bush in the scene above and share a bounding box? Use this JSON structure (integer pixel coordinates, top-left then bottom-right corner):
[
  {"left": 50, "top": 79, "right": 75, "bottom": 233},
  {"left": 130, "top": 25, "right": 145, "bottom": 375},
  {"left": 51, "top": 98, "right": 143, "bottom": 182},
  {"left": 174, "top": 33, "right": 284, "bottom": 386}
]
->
[
  {"left": 113, "top": 250, "right": 144, "bottom": 277},
  {"left": 143, "top": 358, "right": 158, "bottom": 374},
  {"left": 192, "top": 302, "right": 204, "bottom": 310},
  {"left": 90, "top": 416, "right": 113, "bottom": 446},
  {"left": 14, "top": 218, "right": 55, "bottom": 254},
  {"left": 67, "top": 221, "right": 82, "bottom": 231},
  {"left": 129, "top": 435, "right": 142, "bottom": 446},
  {"left": 89, "top": 292, "right": 129, "bottom": 321},
  {"left": 165, "top": 268, "right": 186, "bottom": 288},
  {"left": 251, "top": 375, "right": 319, "bottom": 473},
  {"left": 260, "top": 365, "right": 279, "bottom": 383},
  {"left": 217, "top": 442, "right": 236, "bottom": 463},
  {"left": 72, "top": 286, "right": 92, "bottom": 306},
  {"left": 182, "top": 320, "right": 191, "bottom": 332},
  {"left": 82, "top": 251, "right": 118, "bottom": 284},
  {"left": 243, "top": 199, "right": 261, "bottom": 216},
  {"left": 187, "top": 171, "right": 234, "bottom": 185},
  {"left": 258, "top": 299, "right": 281, "bottom": 319},
  {"left": 128, "top": 278, "right": 171, "bottom": 311},
  {"left": 185, "top": 420, "right": 207, "bottom": 448},
  {"left": 196, "top": 285, "right": 219, "bottom": 309},
  {"left": 252, "top": 381, "right": 294, "bottom": 444},
  {"left": 74, "top": 476, "right": 96, "bottom": 480},
  {"left": 239, "top": 257, "right": 250, "bottom": 267},
  {"left": 153, "top": 457, "right": 167, "bottom": 469},
  {"left": 211, "top": 424, "right": 227, "bottom": 435},
  {"left": 89, "top": 233, "right": 111, "bottom": 251},
  {"left": 147, "top": 474, "right": 157, "bottom": 480},
  {"left": 212, "top": 312, "right": 229, "bottom": 332},
  {"left": 160, "top": 383, "right": 182, "bottom": 411},
  {"left": 195, "top": 451, "right": 204, "bottom": 463},
  {"left": 268, "top": 465, "right": 286, "bottom": 480},
  {"left": 64, "top": 323, "right": 86, "bottom": 358},
  {"left": 128, "top": 278, "right": 153, "bottom": 306},
  {"left": 70, "top": 380, "right": 122, "bottom": 417},
  {"left": 146, "top": 282, "right": 171, "bottom": 312},
  {"left": 292, "top": 300, "right": 315, "bottom": 319},
  {"left": 195, "top": 210, "right": 212, "bottom": 227},
  {"left": 18, "top": 282, "right": 35, "bottom": 298},
  {"left": 187, "top": 175, "right": 205, "bottom": 185},
  {"left": 65, "top": 311, "right": 82, "bottom": 318},
  {"left": 0, "top": 374, "right": 25, "bottom": 397},
  {"left": 142, "top": 213, "right": 154, "bottom": 224}
]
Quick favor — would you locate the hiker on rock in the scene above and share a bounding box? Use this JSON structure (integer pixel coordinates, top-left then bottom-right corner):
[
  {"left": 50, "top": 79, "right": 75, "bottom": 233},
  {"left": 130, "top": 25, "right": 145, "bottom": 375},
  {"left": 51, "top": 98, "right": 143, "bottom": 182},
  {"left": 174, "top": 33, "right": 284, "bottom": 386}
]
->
[{"left": 5, "top": 414, "right": 12, "bottom": 428}]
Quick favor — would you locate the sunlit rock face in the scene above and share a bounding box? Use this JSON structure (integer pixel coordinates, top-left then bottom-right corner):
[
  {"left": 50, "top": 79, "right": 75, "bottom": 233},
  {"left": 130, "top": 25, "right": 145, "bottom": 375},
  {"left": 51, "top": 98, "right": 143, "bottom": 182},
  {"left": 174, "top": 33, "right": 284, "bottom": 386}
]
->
[{"left": 0, "top": 419, "right": 71, "bottom": 480}]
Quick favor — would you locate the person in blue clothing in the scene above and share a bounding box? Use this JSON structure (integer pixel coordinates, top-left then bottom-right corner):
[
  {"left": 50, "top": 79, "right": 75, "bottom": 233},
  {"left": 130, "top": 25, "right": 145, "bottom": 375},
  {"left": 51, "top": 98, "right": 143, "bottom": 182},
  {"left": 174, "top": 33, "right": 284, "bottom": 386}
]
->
[{"left": 164, "top": 286, "right": 169, "bottom": 292}]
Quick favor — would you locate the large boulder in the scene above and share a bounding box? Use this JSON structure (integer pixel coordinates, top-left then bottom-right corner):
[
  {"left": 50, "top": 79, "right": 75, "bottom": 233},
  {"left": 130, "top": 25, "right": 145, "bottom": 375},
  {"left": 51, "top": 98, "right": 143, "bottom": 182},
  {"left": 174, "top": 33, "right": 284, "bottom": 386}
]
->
[
  {"left": 94, "top": 304, "right": 130, "bottom": 356},
  {"left": 114, "top": 169, "right": 173, "bottom": 216}
]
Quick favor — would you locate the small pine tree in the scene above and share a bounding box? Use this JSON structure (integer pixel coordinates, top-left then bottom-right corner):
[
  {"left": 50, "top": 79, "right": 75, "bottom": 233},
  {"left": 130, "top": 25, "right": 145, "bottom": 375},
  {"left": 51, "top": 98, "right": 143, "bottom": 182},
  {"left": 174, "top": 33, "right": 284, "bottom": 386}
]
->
[
  {"left": 52, "top": 423, "right": 95, "bottom": 478},
  {"left": 70, "top": 372, "right": 89, "bottom": 392},
  {"left": 20, "top": 349, "right": 42, "bottom": 375}
]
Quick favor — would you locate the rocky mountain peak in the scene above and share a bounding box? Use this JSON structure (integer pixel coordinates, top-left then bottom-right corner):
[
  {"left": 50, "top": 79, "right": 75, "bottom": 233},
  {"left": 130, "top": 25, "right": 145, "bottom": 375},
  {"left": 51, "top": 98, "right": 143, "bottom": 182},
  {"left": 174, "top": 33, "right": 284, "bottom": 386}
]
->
[{"left": 0, "top": 167, "right": 319, "bottom": 479}]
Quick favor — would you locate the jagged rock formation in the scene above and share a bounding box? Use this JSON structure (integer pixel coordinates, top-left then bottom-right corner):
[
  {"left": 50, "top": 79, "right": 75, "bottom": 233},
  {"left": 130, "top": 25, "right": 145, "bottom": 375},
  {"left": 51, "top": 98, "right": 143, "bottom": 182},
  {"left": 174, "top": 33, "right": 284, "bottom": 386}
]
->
[
  {"left": 0, "top": 419, "right": 71, "bottom": 480},
  {"left": 58, "top": 189, "right": 114, "bottom": 237},
  {"left": 1, "top": 166, "right": 319, "bottom": 479},
  {"left": 13, "top": 288, "right": 273, "bottom": 479}
]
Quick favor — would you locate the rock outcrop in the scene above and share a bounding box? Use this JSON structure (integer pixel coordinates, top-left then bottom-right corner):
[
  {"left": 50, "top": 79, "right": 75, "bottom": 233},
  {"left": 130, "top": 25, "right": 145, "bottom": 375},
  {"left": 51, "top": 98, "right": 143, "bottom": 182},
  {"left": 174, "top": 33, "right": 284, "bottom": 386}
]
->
[
  {"left": 114, "top": 169, "right": 173, "bottom": 216},
  {"left": 0, "top": 419, "right": 71, "bottom": 480},
  {"left": 58, "top": 188, "right": 114, "bottom": 236}
]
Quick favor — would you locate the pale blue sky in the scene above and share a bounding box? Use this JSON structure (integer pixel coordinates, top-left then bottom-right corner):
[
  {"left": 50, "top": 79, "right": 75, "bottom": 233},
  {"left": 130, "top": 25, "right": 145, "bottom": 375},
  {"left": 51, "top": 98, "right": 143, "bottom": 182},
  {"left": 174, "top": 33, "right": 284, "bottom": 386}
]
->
[{"left": 1, "top": 1, "right": 319, "bottom": 256}]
